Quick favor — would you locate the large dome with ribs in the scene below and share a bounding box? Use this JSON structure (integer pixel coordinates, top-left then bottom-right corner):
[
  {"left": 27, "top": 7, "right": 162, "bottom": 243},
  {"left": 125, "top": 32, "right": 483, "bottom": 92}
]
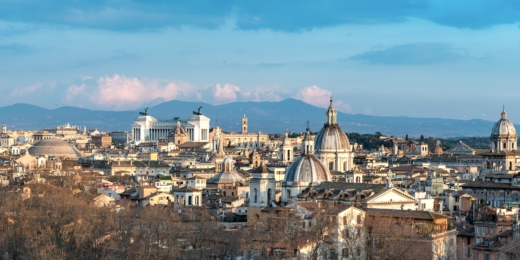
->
[
  {"left": 491, "top": 108, "right": 516, "bottom": 138},
  {"left": 28, "top": 139, "right": 82, "bottom": 159},
  {"left": 314, "top": 124, "right": 350, "bottom": 151},
  {"left": 283, "top": 154, "right": 331, "bottom": 186}
]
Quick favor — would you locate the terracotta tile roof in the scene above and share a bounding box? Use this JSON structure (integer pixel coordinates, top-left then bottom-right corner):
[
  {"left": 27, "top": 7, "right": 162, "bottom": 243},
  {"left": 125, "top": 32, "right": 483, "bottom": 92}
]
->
[
  {"left": 172, "top": 186, "right": 202, "bottom": 192},
  {"left": 461, "top": 181, "right": 520, "bottom": 190},
  {"left": 365, "top": 208, "right": 448, "bottom": 220}
]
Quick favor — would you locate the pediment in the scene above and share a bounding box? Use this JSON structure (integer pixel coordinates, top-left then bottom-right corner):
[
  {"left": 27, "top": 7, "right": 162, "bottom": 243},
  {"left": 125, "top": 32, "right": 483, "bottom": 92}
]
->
[
  {"left": 448, "top": 141, "right": 475, "bottom": 154},
  {"left": 366, "top": 188, "right": 416, "bottom": 204}
]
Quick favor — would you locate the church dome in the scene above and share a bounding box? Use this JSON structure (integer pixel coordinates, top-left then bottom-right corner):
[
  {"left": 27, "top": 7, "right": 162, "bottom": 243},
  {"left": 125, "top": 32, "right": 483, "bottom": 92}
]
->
[
  {"left": 491, "top": 108, "right": 517, "bottom": 138},
  {"left": 433, "top": 146, "right": 443, "bottom": 155},
  {"left": 283, "top": 155, "right": 331, "bottom": 186},
  {"left": 170, "top": 120, "right": 187, "bottom": 136},
  {"left": 207, "top": 171, "right": 245, "bottom": 185},
  {"left": 28, "top": 139, "right": 82, "bottom": 159},
  {"left": 433, "top": 140, "right": 443, "bottom": 155},
  {"left": 314, "top": 99, "right": 351, "bottom": 152},
  {"left": 207, "top": 156, "right": 245, "bottom": 185},
  {"left": 314, "top": 125, "right": 350, "bottom": 151}
]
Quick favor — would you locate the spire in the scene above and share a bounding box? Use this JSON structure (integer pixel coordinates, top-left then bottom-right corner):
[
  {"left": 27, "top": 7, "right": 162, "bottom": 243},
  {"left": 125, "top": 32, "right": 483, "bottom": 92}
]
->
[
  {"left": 502, "top": 106, "right": 507, "bottom": 120},
  {"left": 326, "top": 97, "right": 337, "bottom": 125}
]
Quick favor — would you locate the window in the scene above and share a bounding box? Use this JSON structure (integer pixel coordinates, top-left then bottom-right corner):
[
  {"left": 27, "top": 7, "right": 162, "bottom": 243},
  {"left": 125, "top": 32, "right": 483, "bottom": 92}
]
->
[
  {"left": 473, "top": 251, "right": 478, "bottom": 260},
  {"left": 485, "top": 252, "right": 490, "bottom": 260}
]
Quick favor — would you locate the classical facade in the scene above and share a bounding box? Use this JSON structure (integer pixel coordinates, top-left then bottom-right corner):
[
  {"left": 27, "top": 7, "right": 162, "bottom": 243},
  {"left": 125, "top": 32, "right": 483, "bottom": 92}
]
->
[
  {"left": 221, "top": 115, "right": 269, "bottom": 148},
  {"left": 249, "top": 163, "right": 277, "bottom": 208},
  {"left": 131, "top": 108, "right": 210, "bottom": 145},
  {"left": 111, "top": 131, "right": 132, "bottom": 145},
  {"left": 314, "top": 99, "right": 354, "bottom": 171}
]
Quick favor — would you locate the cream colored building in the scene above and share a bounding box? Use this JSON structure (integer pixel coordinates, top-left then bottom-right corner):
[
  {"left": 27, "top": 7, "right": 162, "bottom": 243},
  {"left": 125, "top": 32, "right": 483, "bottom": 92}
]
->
[{"left": 220, "top": 115, "right": 269, "bottom": 148}]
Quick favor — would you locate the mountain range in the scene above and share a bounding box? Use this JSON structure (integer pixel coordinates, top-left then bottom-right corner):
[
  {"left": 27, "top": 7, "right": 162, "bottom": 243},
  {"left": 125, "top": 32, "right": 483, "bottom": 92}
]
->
[{"left": 0, "top": 99, "right": 500, "bottom": 137}]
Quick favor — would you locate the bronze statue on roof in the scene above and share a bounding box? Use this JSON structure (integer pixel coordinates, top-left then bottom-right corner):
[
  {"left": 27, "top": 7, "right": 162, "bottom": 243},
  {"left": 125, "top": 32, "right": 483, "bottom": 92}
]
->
[
  {"left": 139, "top": 107, "right": 149, "bottom": 116},
  {"left": 193, "top": 106, "right": 203, "bottom": 115}
]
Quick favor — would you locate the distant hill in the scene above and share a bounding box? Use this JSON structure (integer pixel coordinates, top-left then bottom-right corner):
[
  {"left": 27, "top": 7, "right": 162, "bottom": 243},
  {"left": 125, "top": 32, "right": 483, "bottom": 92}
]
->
[{"left": 0, "top": 99, "right": 499, "bottom": 137}]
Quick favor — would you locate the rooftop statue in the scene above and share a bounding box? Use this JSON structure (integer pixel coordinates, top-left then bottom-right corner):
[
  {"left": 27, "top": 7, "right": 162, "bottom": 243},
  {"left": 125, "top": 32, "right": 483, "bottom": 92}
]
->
[
  {"left": 193, "top": 106, "right": 203, "bottom": 115},
  {"left": 139, "top": 107, "right": 149, "bottom": 116}
]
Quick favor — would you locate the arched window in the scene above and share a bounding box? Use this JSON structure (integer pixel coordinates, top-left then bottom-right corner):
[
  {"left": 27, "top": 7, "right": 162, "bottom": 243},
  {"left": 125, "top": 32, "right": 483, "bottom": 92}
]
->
[
  {"left": 188, "top": 196, "right": 192, "bottom": 205},
  {"left": 287, "top": 189, "right": 291, "bottom": 199},
  {"left": 287, "top": 150, "right": 291, "bottom": 161},
  {"left": 510, "top": 162, "right": 513, "bottom": 171},
  {"left": 356, "top": 176, "right": 361, "bottom": 183},
  {"left": 254, "top": 188, "right": 258, "bottom": 203},
  {"left": 329, "top": 162, "right": 334, "bottom": 170},
  {"left": 504, "top": 142, "right": 507, "bottom": 149},
  {"left": 267, "top": 188, "right": 272, "bottom": 204},
  {"left": 195, "top": 196, "right": 199, "bottom": 206}
]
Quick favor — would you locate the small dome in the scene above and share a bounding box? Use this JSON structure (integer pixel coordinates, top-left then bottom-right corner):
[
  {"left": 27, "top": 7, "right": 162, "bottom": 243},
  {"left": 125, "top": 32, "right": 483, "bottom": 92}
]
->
[
  {"left": 28, "top": 139, "right": 82, "bottom": 159},
  {"left": 207, "top": 171, "right": 245, "bottom": 184},
  {"left": 314, "top": 125, "right": 350, "bottom": 151},
  {"left": 170, "top": 121, "right": 187, "bottom": 136},
  {"left": 491, "top": 109, "right": 517, "bottom": 138},
  {"left": 433, "top": 146, "right": 443, "bottom": 155},
  {"left": 283, "top": 154, "right": 331, "bottom": 186}
]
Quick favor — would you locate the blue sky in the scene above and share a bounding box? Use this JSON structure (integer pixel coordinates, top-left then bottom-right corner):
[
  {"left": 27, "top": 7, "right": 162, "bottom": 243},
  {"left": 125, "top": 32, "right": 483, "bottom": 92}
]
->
[{"left": 1, "top": 0, "right": 520, "bottom": 122}]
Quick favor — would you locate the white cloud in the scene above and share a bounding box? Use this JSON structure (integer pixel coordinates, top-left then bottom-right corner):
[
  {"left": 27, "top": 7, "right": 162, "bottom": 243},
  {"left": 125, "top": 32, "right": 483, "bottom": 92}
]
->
[
  {"left": 198, "top": 83, "right": 284, "bottom": 104},
  {"left": 64, "top": 75, "right": 287, "bottom": 109},
  {"left": 293, "top": 85, "right": 351, "bottom": 112},
  {"left": 241, "top": 90, "right": 282, "bottom": 102},
  {"left": 65, "top": 74, "right": 195, "bottom": 110}
]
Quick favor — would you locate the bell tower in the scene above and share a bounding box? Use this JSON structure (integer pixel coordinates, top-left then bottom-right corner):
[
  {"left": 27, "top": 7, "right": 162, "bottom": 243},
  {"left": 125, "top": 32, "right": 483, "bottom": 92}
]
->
[{"left": 242, "top": 114, "right": 248, "bottom": 134}]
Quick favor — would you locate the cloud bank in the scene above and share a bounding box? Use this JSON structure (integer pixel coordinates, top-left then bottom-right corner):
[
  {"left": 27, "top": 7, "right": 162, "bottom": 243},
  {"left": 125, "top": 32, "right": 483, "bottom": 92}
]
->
[
  {"left": 65, "top": 75, "right": 193, "bottom": 110},
  {"left": 63, "top": 75, "right": 284, "bottom": 110}
]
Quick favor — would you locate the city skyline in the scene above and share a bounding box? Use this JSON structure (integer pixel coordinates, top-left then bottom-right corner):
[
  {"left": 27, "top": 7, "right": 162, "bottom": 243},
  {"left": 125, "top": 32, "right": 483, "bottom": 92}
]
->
[{"left": 1, "top": 1, "right": 520, "bottom": 122}]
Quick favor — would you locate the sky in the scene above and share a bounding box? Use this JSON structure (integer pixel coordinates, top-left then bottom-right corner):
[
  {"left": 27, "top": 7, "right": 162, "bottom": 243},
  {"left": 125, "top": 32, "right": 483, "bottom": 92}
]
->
[{"left": 1, "top": 1, "right": 520, "bottom": 122}]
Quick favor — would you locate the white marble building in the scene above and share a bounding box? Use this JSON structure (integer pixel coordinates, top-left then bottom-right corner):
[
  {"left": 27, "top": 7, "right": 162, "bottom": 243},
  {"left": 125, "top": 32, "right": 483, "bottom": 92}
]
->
[{"left": 131, "top": 108, "right": 210, "bottom": 145}]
